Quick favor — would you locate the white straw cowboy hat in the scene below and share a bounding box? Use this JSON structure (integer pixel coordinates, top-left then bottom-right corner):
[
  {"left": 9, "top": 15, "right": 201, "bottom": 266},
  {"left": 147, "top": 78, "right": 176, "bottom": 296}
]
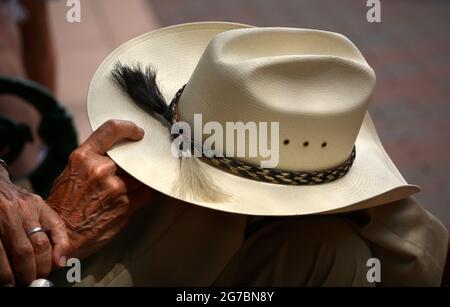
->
[{"left": 87, "top": 21, "right": 420, "bottom": 216}]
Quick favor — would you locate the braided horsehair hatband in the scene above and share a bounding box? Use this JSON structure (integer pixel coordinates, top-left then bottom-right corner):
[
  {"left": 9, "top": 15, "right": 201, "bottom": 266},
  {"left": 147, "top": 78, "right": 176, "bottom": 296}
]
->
[{"left": 167, "top": 85, "right": 356, "bottom": 186}]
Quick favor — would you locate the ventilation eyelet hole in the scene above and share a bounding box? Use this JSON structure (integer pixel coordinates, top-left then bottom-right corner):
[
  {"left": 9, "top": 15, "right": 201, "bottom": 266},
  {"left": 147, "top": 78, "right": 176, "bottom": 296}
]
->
[
  {"left": 322, "top": 142, "right": 327, "bottom": 148},
  {"left": 283, "top": 139, "right": 290, "bottom": 145},
  {"left": 303, "top": 141, "right": 309, "bottom": 147}
]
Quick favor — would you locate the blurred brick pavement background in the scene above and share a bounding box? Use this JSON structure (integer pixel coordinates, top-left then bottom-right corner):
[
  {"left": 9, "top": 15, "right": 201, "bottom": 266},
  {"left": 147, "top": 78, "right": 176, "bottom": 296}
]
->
[{"left": 48, "top": 0, "right": 450, "bottom": 228}]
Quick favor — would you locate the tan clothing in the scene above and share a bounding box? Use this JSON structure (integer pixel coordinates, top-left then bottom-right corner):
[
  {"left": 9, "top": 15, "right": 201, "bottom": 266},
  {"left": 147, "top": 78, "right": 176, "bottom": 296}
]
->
[{"left": 50, "top": 194, "right": 448, "bottom": 287}]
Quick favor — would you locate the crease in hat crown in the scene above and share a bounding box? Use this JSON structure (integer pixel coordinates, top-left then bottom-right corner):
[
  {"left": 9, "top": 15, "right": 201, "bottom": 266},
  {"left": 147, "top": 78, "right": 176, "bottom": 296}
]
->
[{"left": 178, "top": 27, "right": 376, "bottom": 172}]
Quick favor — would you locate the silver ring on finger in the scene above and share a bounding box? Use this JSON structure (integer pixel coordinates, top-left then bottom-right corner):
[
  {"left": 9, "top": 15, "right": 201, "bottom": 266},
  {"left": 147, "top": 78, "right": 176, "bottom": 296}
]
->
[{"left": 27, "top": 227, "right": 45, "bottom": 238}]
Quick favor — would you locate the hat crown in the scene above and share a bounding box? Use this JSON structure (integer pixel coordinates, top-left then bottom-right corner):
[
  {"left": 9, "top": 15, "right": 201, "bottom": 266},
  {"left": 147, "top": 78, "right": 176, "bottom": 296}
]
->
[{"left": 178, "top": 27, "right": 376, "bottom": 171}]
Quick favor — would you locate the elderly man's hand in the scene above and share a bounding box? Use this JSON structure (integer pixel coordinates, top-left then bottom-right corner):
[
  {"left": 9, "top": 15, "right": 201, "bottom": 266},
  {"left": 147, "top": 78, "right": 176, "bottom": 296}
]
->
[
  {"left": 0, "top": 168, "right": 70, "bottom": 287},
  {"left": 47, "top": 120, "right": 152, "bottom": 261}
]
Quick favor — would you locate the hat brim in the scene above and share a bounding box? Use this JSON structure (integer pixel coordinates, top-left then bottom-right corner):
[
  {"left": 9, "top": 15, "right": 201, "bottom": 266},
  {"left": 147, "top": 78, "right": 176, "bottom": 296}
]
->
[{"left": 87, "top": 22, "right": 420, "bottom": 216}]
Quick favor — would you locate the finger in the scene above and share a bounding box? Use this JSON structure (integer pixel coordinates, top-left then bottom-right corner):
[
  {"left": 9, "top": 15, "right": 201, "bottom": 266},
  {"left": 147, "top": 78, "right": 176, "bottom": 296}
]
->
[
  {"left": 20, "top": 199, "right": 52, "bottom": 278},
  {"left": 27, "top": 231, "right": 52, "bottom": 278},
  {"left": 21, "top": 218, "right": 52, "bottom": 280},
  {"left": 39, "top": 206, "right": 71, "bottom": 268},
  {"left": 2, "top": 218, "right": 36, "bottom": 285},
  {"left": 91, "top": 176, "right": 128, "bottom": 214},
  {"left": 0, "top": 239, "right": 15, "bottom": 287},
  {"left": 81, "top": 119, "right": 144, "bottom": 155},
  {"left": 95, "top": 156, "right": 119, "bottom": 176},
  {"left": 104, "top": 176, "right": 127, "bottom": 196}
]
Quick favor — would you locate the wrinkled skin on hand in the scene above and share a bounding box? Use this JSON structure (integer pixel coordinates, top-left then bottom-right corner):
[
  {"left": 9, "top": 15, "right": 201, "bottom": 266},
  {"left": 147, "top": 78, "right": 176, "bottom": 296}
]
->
[
  {"left": 47, "top": 120, "right": 153, "bottom": 261},
  {"left": 0, "top": 167, "right": 69, "bottom": 287}
]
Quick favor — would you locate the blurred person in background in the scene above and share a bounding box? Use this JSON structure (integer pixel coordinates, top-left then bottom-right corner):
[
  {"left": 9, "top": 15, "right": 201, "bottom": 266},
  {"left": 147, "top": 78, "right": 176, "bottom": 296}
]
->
[{"left": 0, "top": 0, "right": 55, "bottom": 178}]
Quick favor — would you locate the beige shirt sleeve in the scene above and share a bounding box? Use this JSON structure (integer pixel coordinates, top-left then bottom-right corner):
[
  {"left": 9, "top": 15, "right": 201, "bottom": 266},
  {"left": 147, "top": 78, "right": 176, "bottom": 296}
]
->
[{"left": 348, "top": 197, "right": 448, "bottom": 286}]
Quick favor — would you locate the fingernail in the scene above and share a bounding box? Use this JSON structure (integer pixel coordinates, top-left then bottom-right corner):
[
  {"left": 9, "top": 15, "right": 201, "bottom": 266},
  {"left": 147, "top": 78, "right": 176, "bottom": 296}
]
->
[
  {"left": 59, "top": 256, "right": 67, "bottom": 267},
  {"left": 139, "top": 128, "right": 145, "bottom": 136}
]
